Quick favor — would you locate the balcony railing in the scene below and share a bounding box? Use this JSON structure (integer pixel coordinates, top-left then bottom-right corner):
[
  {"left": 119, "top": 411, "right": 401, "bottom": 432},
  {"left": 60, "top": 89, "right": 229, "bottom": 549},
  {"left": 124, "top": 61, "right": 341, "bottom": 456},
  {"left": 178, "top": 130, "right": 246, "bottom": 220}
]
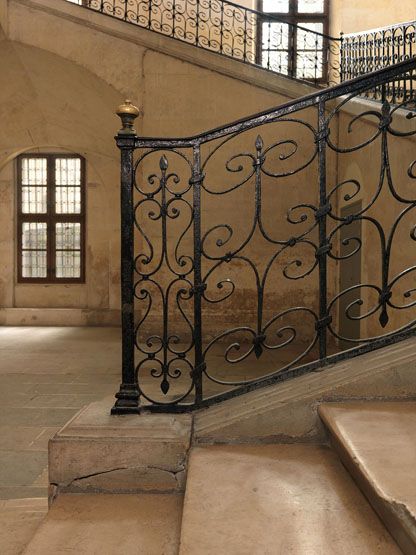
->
[
  {"left": 66, "top": 0, "right": 342, "bottom": 86},
  {"left": 341, "top": 21, "right": 416, "bottom": 104},
  {"left": 111, "top": 58, "right": 416, "bottom": 413},
  {"left": 66, "top": 1, "right": 415, "bottom": 103}
]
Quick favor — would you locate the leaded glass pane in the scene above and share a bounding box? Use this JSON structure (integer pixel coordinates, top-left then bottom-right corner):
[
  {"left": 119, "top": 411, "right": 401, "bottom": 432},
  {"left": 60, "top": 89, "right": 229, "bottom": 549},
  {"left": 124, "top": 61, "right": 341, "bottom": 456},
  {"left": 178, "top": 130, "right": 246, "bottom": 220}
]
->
[
  {"left": 263, "top": 0, "right": 289, "bottom": 12},
  {"left": 22, "top": 251, "right": 47, "bottom": 278},
  {"left": 297, "top": 22, "right": 324, "bottom": 49},
  {"left": 22, "top": 186, "right": 47, "bottom": 214},
  {"left": 56, "top": 223, "right": 81, "bottom": 250},
  {"left": 56, "top": 251, "right": 81, "bottom": 278},
  {"left": 296, "top": 51, "right": 323, "bottom": 78},
  {"left": 262, "top": 22, "right": 289, "bottom": 50},
  {"left": 298, "top": 0, "right": 324, "bottom": 13},
  {"left": 22, "top": 222, "right": 47, "bottom": 249},
  {"left": 262, "top": 49, "right": 289, "bottom": 74},
  {"left": 55, "top": 158, "right": 81, "bottom": 186},
  {"left": 55, "top": 186, "right": 81, "bottom": 214},
  {"left": 21, "top": 158, "right": 47, "bottom": 186}
]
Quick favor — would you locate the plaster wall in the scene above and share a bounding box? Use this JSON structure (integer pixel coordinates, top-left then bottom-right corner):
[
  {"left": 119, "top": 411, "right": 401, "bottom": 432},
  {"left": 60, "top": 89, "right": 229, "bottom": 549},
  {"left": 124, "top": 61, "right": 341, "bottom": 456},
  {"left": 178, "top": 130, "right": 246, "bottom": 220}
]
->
[
  {"left": 0, "top": 0, "right": 326, "bottom": 348},
  {"left": 330, "top": 0, "right": 415, "bottom": 36}
]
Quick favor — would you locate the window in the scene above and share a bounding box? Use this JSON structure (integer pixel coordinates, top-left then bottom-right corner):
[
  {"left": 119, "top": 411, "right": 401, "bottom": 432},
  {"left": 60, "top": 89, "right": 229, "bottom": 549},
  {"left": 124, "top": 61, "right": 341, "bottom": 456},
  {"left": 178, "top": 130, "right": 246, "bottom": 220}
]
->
[
  {"left": 258, "top": 0, "right": 329, "bottom": 82},
  {"left": 17, "top": 154, "right": 86, "bottom": 283}
]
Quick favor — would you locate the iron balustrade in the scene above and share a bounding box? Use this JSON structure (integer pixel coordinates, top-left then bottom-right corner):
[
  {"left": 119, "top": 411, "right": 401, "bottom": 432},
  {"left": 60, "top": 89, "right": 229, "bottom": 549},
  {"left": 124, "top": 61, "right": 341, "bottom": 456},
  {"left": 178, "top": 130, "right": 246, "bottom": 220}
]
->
[
  {"left": 65, "top": 0, "right": 341, "bottom": 86},
  {"left": 111, "top": 58, "right": 416, "bottom": 414},
  {"left": 341, "top": 21, "right": 416, "bottom": 104},
  {"left": 66, "top": 1, "right": 416, "bottom": 103}
]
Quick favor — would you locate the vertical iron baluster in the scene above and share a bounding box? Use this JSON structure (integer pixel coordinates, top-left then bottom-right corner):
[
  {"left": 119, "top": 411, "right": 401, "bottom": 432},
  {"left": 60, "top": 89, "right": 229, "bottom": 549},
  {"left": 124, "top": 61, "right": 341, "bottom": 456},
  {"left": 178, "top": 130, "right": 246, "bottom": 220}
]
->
[
  {"left": 112, "top": 101, "right": 141, "bottom": 415},
  {"left": 172, "top": 0, "right": 176, "bottom": 38},
  {"left": 195, "top": 0, "right": 200, "bottom": 47},
  {"left": 219, "top": 1, "right": 224, "bottom": 54},
  {"left": 148, "top": 0, "right": 153, "bottom": 30},
  {"left": 191, "top": 144, "right": 204, "bottom": 407},
  {"left": 316, "top": 99, "right": 329, "bottom": 364},
  {"left": 242, "top": 8, "right": 248, "bottom": 62}
]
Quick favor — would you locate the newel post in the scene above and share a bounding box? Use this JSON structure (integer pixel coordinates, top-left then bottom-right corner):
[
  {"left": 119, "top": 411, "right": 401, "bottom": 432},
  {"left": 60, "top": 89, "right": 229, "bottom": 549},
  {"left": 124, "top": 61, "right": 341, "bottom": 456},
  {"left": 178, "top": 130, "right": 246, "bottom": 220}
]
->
[{"left": 112, "top": 100, "right": 141, "bottom": 415}]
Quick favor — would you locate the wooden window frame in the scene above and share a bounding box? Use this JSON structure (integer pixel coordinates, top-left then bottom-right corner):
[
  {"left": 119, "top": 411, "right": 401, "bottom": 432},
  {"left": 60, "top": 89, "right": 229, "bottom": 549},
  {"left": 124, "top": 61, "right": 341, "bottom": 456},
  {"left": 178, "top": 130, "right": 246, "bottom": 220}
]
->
[
  {"left": 257, "top": 0, "right": 330, "bottom": 83},
  {"left": 17, "top": 153, "right": 86, "bottom": 284}
]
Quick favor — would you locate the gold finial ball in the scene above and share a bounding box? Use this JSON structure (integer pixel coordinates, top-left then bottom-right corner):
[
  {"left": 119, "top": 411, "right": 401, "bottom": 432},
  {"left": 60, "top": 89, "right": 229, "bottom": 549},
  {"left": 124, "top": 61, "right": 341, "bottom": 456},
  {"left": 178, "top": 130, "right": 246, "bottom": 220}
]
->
[
  {"left": 116, "top": 99, "right": 140, "bottom": 118},
  {"left": 116, "top": 100, "right": 140, "bottom": 135}
]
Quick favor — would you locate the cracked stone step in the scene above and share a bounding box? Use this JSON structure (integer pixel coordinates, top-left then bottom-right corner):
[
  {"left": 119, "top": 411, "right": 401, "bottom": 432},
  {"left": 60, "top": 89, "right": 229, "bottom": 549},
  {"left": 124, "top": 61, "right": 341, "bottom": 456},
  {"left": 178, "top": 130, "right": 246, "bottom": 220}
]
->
[
  {"left": 23, "top": 493, "right": 183, "bottom": 555},
  {"left": 179, "top": 445, "right": 400, "bottom": 554},
  {"left": 319, "top": 401, "right": 416, "bottom": 555},
  {"left": 49, "top": 396, "right": 192, "bottom": 497}
]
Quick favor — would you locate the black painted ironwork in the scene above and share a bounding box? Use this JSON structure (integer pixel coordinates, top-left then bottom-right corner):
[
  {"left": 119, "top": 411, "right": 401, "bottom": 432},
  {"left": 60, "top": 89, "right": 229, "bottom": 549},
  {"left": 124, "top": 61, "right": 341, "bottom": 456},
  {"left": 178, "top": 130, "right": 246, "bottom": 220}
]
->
[
  {"left": 112, "top": 58, "right": 416, "bottom": 414},
  {"left": 341, "top": 21, "right": 416, "bottom": 103},
  {"left": 66, "top": 0, "right": 341, "bottom": 86}
]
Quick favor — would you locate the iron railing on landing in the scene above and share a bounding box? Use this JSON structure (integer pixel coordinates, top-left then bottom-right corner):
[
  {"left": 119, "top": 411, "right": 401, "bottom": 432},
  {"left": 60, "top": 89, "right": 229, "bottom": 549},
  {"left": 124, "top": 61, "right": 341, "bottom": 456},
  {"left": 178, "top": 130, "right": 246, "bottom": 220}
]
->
[
  {"left": 66, "top": 1, "right": 415, "bottom": 103},
  {"left": 66, "top": 0, "right": 341, "bottom": 86},
  {"left": 342, "top": 21, "right": 416, "bottom": 104},
  {"left": 111, "top": 58, "right": 416, "bottom": 413}
]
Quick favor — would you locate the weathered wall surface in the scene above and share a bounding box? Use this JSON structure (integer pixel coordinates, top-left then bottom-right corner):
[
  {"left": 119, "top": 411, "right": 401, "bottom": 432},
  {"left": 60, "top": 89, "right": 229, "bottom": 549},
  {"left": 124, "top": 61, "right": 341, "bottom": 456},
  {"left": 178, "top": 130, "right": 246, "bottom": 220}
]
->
[
  {"left": 0, "top": 0, "right": 320, "bottom": 334},
  {"left": 330, "top": 0, "right": 415, "bottom": 35}
]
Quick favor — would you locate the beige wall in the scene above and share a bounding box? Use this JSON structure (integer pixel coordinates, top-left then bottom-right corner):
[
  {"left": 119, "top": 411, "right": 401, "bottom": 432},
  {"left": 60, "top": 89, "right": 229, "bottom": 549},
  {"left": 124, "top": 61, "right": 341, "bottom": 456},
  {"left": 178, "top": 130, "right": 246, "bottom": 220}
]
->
[
  {"left": 0, "top": 0, "right": 322, "bottom": 341},
  {"left": 331, "top": 0, "right": 415, "bottom": 36}
]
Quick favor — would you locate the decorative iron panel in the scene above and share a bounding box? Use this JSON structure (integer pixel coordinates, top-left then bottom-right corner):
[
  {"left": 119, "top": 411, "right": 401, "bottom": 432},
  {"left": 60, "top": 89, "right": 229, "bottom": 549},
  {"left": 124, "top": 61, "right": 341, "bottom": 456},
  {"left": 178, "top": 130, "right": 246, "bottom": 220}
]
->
[{"left": 112, "top": 59, "right": 416, "bottom": 413}]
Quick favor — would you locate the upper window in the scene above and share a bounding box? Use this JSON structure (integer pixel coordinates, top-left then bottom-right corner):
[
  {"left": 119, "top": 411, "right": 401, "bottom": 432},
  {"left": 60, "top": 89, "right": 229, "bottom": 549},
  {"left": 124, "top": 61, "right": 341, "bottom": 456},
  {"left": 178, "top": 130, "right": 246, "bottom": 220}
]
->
[
  {"left": 258, "top": 0, "right": 328, "bottom": 82},
  {"left": 17, "top": 154, "right": 86, "bottom": 283}
]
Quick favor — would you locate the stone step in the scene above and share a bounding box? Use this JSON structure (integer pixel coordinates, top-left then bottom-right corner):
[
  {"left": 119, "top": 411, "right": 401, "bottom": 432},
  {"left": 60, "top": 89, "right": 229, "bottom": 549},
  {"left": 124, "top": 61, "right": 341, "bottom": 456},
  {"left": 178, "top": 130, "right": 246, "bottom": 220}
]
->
[
  {"left": 23, "top": 493, "right": 183, "bottom": 554},
  {"left": 319, "top": 402, "right": 416, "bottom": 555},
  {"left": 179, "top": 445, "right": 400, "bottom": 554}
]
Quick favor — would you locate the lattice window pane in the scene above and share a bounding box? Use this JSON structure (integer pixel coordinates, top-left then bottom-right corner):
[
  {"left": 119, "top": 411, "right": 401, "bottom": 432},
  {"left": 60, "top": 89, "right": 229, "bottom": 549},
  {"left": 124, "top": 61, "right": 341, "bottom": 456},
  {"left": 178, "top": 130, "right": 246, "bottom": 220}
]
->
[
  {"left": 297, "top": 22, "right": 324, "bottom": 49},
  {"left": 298, "top": 0, "right": 324, "bottom": 13},
  {"left": 262, "top": 49, "right": 289, "bottom": 74},
  {"left": 22, "top": 251, "right": 47, "bottom": 278},
  {"left": 56, "top": 223, "right": 81, "bottom": 250},
  {"left": 262, "top": 22, "right": 290, "bottom": 50},
  {"left": 56, "top": 186, "right": 81, "bottom": 214},
  {"left": 296, "top": 51, "right": 323, "bottom": 78},
  {"left": 22, "top": 222, "right": 47, "bottom": 249},
  {"left": 263, "top": 0, "right": 289, "bottom": 12},
  {"left": 22, "top": 186, "right": 47, "bottom": 214},
  {"left": 55, "top": 158, "right": 81, "bottom": 186},
  {"left": 56, "top": 251, "right": 81, "bottom": 278},
  {"left": 21, "top": 158, "right": 47, "bottom": 185}
]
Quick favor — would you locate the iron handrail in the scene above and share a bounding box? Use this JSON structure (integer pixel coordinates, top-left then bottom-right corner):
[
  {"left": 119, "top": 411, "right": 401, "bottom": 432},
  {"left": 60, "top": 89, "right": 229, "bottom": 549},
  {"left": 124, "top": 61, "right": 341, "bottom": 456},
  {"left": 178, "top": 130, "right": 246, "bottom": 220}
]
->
[
  {"left": 134, "top": 57, "right": 416, "bottom": 147},
  {"left": 342, "top": 19, "right": 416, "bottom": 39}
]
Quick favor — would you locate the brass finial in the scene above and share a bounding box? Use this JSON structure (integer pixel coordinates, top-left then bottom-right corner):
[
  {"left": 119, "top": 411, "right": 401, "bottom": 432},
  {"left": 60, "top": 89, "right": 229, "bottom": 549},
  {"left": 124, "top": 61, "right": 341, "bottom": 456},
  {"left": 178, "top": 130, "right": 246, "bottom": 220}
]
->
[{"left": 116, "top": 100, "right": 140, "bottom": 135}]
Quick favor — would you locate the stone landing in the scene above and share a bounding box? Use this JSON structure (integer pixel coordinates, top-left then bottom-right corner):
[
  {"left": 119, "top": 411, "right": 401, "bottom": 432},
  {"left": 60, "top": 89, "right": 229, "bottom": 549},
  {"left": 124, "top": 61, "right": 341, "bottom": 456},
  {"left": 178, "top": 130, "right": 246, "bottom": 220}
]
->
[{"left": 48, "top": 396, "right": 192, "bottom": 501}]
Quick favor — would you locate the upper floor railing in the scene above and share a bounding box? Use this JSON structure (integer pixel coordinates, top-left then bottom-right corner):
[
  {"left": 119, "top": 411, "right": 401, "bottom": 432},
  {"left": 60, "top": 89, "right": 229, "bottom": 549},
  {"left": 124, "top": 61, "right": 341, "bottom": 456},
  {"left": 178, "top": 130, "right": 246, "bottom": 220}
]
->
[
  {"left": 111, "top": 58, "right": 416, "bottom": 413},
  {"left": 66, "top": 1, "right": 415, "bottom": 103},
  {"left": 66, "top": 0, "right": 342, "bottom": 86},
  {"left": 341, "top": 21, "right": 416, "bottom": 104}
]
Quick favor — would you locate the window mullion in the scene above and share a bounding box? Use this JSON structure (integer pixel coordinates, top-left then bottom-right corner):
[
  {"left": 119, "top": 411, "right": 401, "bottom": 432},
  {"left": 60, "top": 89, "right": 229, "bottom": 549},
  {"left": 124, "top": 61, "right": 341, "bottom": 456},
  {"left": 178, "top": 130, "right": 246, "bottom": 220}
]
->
[{"left": 47, "top": 156, "right": 55, "bottom": 281}]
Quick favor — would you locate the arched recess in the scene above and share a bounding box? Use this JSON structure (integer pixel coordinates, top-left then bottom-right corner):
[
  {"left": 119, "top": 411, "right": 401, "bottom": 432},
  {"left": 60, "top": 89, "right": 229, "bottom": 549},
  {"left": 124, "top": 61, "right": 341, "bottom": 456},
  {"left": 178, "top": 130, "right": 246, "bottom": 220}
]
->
[{"left": 0, "top": 40, "right": 127, "bottom": 318}]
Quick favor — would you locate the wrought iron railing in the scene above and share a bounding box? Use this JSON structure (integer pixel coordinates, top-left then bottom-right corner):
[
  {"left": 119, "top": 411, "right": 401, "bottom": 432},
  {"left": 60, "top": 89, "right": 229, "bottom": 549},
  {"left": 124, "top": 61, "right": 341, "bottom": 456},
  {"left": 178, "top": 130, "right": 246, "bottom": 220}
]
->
[
  {"left": 111, "top": 58, "right": 416, "bottom": 413},
  {"left": 341, "top": 21, "right": 416, "bottom": 104},
  {"left": 65, "top": 0, "right": 342, "bottom": 86}
]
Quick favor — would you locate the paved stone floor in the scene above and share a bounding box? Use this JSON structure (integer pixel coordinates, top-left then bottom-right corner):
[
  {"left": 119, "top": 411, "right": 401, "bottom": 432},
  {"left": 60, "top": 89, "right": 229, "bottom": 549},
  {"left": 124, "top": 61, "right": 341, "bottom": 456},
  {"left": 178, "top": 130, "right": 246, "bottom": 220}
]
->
[{"left": 0, "top": 327, "right": 121, "bottom": 554}]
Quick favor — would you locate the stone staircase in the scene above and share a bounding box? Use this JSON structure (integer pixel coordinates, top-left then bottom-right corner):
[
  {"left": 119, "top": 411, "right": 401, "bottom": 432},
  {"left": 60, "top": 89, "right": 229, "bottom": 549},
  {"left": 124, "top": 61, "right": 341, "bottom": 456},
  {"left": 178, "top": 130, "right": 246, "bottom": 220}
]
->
[
  {"left": 14, "top": 331, "right": 416, "bottom": 555},
  {"left": 20, "top": 400, "right": 416, "bottom": 553}
]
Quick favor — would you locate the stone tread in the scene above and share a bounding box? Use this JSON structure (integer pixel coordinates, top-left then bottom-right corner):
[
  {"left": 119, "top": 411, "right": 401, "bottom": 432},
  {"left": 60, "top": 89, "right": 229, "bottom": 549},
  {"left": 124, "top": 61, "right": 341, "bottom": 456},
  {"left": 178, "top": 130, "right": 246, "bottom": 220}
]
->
[
  {"left": 23, "top": 493, "right": 183, "bottom": 555},
  {"left": 319, "top": 401, "right": 416, "bottom": 555},
  {"left": 179, "top": 444, "right": 400, "bottom": 554}
]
